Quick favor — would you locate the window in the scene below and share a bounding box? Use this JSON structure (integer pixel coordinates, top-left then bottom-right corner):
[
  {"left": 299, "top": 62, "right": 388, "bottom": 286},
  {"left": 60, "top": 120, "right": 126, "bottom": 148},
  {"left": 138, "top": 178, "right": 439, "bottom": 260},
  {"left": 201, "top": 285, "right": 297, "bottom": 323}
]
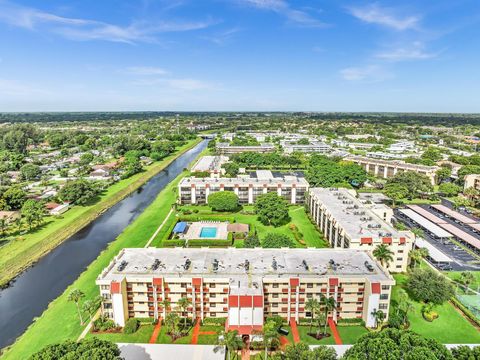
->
[
  {"left": 211, "top": 293, "right": 216, "bottom": 298},
  {"left": 306, "top": 293, "right": 313, "bottom": 298},
  {"left": 396, "top": 257, "right": 402, "bottom": 261},
  {"left": 379, "top": 304, "right": 388, "bottom": 310},
  {"left": 181, "top": 283, "right": 187, "bottom": 288},
  {"left": 273, "top": 284, "right": 279, "bottom": 288},
  {"left": 210, "top": 284, "right": 216, "bottom": 288},
  {"left": 306, "top": 311, "right": 312, "bottom": 318},
  {"left": 380, "top": 294, "right": 389, "bottom": 300},
  {"left": 211, "top": 313, "right": 216, "bottom": 317},
  {"left": 272, "top": 294, "right": 278, "bottom": 298},
  {"left": 272, "top": 303, "right": 278, "bottom": 308},
  {"left": 307, "top": 284, "right": 313, "bottom": 288},
  {"left": 381, "top": 285, "right": 389, "bottom": 290},
  {"left": 396, "top": 265, "right": 402, "bottom": 269},
  {"left": 101, "top": 285, "right": 110, "bottom": 290},
  {"left": 398, "top": 250, "right": 404, "bottom": 253}
]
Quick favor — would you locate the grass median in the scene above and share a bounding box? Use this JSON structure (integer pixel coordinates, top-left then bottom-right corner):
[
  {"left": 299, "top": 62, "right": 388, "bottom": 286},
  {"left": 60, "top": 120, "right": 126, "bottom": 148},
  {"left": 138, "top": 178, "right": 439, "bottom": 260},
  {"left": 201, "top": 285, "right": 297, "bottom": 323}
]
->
[
  {"left": 0, "top": 146, "right": 201, "bottom": 359},
  {"left": 0, "top": 139, "right": 200, "bottom": 288}
]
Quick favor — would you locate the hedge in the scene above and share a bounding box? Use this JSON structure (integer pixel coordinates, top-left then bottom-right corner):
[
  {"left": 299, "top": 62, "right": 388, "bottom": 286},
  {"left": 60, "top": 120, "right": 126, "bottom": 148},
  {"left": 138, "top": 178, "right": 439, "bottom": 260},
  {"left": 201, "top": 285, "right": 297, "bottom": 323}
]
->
[
  {"left": 202, "top": 317, "right": 227, "bottom": 326},
  {"left": 451, "top": 297, "right": 480, "bottom": 328},
  {"left": 163, "top": 233, "right": 233, "bottom": 248},
  {"left": 337, "top": 318, "right": 366, "bottom": 327},
  {"left": 123, "top": 318, "right": 140, "bottom": 334}
]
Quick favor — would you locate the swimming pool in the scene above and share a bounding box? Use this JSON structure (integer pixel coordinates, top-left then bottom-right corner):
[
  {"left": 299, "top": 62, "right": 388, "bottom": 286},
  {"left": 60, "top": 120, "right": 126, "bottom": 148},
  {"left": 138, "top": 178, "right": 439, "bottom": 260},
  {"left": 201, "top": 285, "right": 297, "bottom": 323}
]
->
[{"left": 199, "top": 227, "right": 217, "bottom": 238}]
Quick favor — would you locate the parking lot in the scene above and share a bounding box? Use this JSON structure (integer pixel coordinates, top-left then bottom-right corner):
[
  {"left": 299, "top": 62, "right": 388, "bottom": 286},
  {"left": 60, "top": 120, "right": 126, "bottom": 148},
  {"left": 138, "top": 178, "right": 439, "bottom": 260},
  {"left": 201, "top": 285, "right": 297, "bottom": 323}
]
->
[{"left": 395, "top": 206, "right": 480, "bottom": 272}]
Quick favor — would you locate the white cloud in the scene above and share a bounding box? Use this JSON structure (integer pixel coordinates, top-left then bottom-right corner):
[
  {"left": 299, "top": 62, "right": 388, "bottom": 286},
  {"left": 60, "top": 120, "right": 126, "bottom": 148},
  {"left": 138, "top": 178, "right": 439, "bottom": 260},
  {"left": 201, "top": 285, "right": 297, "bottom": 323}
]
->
[
  {"left": 375, "top": 42, "right": 438, "bottom": 61},
  {"left": 340, "top": 65, "right": 392, "bottom": 82},
  {"left": 0, "top": 0, "right": 215, "bottom": 43},
  {"left": 202, "top": 27, "right": 242, "bottom": 45},
  {"left": 241, "top": 0, "right": 327, "bottom": 27},
  {"left": 348, "top": 4, "right": 420, "bottom": 31},
  {"left": 125, "top": 66, "right": 169, "bottom": 76}
]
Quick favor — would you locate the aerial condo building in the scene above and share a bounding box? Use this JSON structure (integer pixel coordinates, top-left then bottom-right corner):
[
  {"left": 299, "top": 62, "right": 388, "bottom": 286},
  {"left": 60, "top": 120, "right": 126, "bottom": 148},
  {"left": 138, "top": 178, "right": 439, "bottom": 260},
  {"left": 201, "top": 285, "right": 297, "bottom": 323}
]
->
[
  {"left": 307, "top": 188, "right": 413, "bottom": 272},
  {"left": 178, "top": 172, "right": 308, "bottom": 205},
  {"left": 96, "top": 248, "right": 394, "bottom": 332}
]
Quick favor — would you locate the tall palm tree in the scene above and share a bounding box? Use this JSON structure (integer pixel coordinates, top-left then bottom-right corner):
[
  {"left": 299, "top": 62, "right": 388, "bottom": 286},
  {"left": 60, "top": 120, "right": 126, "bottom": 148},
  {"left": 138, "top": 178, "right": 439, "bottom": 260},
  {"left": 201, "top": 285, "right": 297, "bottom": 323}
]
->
[
  {"left": 371, "top": 309, "right": 385, "bottom": 329},
  {"left": 165, "top": 312, "right": 180, "bottom": 339},
  {"left": 68, "top": 289, "right": 85, "bottom": 325},
  {"left": 160, "top": 298, "right": 171, "bottom": 319},
  {"left": 305, "top": 298, "right": 319, "bottom": 333},
  {"left": 321, "top": 296, "right": 336, "bottom": 335},
  {"left": 411, "top": 227, "right": 425, "bottom": 240},
  {"left": 460, "top": 271, "right": 475, "bottom": 290},
  {"left": 262, "top": 320, "right": 279, "bottom": 360},
  {"left": 411, "top": 248, "right": 429, "bottom": 268},
  {"left": 177, "top": 297, "right": 192, "bottom": 331},
  {"left": 373, "top": 244, "right": 394, "bottom": 268},
  {"left": 214, "top": 330, "right": 243, "bottom": 360}
]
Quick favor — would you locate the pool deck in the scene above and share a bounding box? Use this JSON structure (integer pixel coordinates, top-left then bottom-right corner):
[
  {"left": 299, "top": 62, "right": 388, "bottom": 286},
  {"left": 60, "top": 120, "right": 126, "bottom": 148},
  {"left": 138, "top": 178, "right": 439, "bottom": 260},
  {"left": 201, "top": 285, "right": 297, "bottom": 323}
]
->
[{"left": 184, "top": 221, "right": 229, "bottom": 240}]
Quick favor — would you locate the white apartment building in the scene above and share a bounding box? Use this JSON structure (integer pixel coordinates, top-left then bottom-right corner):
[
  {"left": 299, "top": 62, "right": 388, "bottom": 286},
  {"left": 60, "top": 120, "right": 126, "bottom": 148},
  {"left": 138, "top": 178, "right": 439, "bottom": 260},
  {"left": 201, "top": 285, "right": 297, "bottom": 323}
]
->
[
  {"left": 191, "top": 156, "right": 229, "bottom": 178},
  {"left": 178, "top": 172, "right": 308, "bottom": 205},
  {"left": 96, "top": 248, "right": 394, "bottom": 332},
  {"left": 216, "top": 143, "right": 275, "bottom": 155},
  {"left": 307, "top": 188, "right": 413, "bottom": 272},
  {"left": 281, "top": 141, "right": 332, "bottom": 154}
]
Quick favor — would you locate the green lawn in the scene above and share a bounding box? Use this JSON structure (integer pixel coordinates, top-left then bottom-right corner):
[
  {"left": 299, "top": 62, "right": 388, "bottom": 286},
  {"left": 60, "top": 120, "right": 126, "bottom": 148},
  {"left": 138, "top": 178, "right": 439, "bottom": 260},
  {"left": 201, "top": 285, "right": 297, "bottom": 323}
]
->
[
  {"left": 159, "top": 205, "right": 328, "bottom": 248},
  {"left": 86, "top": 324, "right": 155, "bottom": 343},
  {"left": 390, "top": 274, "right": 480, "bottom": 344},
  {"left": 156, "top": 326, "right": 194, "bottom": 344},
  {"left": 0, "top": 139, "right": 200, "bottom": 287},
  {"left": 444, "top": 271, "right": 480, "bottom": 290},
  {"left": 295, "top": 325, "right": 336, "bottom": 345},
  {"left": 1, "top": 142, "right": 202, "bottom": 360},
  {"left": 337, "top": 326, "right": 369, "bottom": 344}
]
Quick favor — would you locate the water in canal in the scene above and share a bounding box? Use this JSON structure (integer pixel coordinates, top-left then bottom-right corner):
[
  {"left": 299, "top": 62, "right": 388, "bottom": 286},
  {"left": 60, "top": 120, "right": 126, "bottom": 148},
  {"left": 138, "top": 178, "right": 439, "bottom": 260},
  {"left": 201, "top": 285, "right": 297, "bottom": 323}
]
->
[{"left": 0, "top": 140, "right": 207, "bottom": 349}]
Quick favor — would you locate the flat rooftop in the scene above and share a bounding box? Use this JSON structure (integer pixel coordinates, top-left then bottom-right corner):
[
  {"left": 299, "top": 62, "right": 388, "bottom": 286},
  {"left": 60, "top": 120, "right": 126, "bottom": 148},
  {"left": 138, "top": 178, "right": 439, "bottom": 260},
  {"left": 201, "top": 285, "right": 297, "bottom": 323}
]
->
[
  {"left": 191, "top": 156, "right": 229, "bottom": 172},
  {"left": 346, "top": 155, "right": 438, "bottom": 171},
  {"left": 98, "top": 248, "right": 392, "bottom": 283},
  {"left": 310, "top": 188, "right": 405, "bottom": 240}
]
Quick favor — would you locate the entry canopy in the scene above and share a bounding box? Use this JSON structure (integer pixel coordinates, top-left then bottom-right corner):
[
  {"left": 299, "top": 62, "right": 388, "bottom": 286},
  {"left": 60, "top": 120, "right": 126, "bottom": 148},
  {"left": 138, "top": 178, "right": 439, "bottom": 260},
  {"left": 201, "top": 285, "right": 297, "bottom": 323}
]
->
[{"left": 173, "top": 221, "right": 187, "bottom": 233}]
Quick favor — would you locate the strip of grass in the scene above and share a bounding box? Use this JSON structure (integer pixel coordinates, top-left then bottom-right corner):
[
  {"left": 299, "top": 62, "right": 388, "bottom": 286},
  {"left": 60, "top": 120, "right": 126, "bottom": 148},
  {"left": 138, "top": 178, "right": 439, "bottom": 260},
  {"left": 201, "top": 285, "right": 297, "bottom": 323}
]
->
[
  {"left": 391, "top": 273, "right": 480, "bottom": 344},
  {"left": 86, "top": 324, "right": 155, "bottom": 343},
  {"left": 444, "top": 271, "right": 480, "bottom": 290},
  {"left": 337, "top": 326, "right": 369, "bottom": 344},
  {"left": 0, "top": 145, "right": 202, "bottom": 360},
  {"left": 295, "top": 325, "right": 336, "bottom": 345},
  {"left": 0, "top": 139, "right": 200, "bottom": 287}
]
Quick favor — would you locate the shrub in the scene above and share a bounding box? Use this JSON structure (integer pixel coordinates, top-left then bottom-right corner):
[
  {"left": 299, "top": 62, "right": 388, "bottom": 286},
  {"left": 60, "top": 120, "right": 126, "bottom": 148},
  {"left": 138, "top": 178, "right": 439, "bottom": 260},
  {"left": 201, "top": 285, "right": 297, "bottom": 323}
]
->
[
  {"left": 262, "top": 233, "right": 294, "bottom": 248},
  {"left": 407, "top": 268, "right": 455, "bottom": 305},
  {"left": 123, "top": 318, "right": 140, "bottom": 334},
  {"left": 208, "top": 191, "right": 239, "bottom": 212},
  {"left": 244, "top": 234, "right": 260, "bottom": 248},
  {"left": 93, "top": 316, "right": 117, "bottom": 332},
  {"left": 202, "top": 317, "right": 226, "bottom": 326}
]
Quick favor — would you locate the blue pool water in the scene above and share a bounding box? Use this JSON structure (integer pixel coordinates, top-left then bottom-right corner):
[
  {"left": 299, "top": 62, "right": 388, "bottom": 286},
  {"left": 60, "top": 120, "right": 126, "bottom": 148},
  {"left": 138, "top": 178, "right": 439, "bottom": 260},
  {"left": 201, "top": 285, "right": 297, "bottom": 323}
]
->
[{"left": 200, "top": 227, "right": 217, "bottom": 238}]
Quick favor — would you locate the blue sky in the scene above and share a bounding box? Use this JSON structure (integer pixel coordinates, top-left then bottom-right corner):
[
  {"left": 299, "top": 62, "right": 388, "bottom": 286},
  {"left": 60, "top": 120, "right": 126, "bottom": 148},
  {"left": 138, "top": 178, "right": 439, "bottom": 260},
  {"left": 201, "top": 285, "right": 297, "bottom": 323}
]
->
[{"left": 0, "top": 0, "right": 479, "bottom": 112}]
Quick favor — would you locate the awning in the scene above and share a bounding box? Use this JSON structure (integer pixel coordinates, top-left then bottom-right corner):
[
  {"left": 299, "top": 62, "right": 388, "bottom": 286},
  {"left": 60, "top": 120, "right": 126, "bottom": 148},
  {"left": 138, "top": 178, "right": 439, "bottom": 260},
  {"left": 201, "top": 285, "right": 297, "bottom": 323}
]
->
[{"left": 173, "top": 222, "right": 187, "bottom": 233}]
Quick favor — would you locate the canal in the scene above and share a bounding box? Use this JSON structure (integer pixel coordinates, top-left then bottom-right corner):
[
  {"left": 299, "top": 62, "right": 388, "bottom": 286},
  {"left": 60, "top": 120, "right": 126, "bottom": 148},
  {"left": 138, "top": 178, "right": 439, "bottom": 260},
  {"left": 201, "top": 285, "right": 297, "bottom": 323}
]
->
[{"left": 0, "top": 140, "right": 207, "bottom": 349}]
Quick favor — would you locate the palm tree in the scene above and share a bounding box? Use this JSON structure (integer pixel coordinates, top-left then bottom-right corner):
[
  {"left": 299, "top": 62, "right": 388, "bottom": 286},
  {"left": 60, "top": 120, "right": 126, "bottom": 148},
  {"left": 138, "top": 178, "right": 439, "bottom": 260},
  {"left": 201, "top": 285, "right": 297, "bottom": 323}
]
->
[
  {"left": 373, "top": 244, "right": 394, "bottom": 268},
  {"left": 411, "top": 227, "right": 425, "bottom": 240},
  {"left": 160, "top": 298, "right": 171, "bottom": 319},
  {"left": 177, "top": 297, "right": 192, "bottom": 332},
  {"left": 214, "top": 330, "right": 243, "bottom": 360},
  {"left": 371, "top": 309, "right": 385, "bottom": 329},
  {"left": 165, "top": 312, "right": 181, "bottom": 339},
  {"left": 305, "top": 298, "right": 319, "bottom": 333},
  {"left": 408, "top": 248, "right": 429, "bottom": 268},
  {"left": 68, "top": 289, "right": 85, "bottom": 325},
  {"left": 321, "top": 296, "right": 336, "bottom": 335},
  {"left": 315, "top": 312, "right": 326, "bottom": 338},
  {"left": 460, "top": 271, "right": 475, "bottom": 290},
  {"left": 261, "top": 320, "right": 279, "bottom": 360}
]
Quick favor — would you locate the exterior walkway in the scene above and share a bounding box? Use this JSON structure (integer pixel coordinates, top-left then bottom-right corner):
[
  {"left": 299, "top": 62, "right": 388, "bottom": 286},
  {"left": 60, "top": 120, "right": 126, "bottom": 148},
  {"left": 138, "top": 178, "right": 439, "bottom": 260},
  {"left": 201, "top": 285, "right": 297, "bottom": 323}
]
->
[
  {"left": 289, "top": 318, "right": 300, "bottom": 343},
  {"left": 191, "top": 318, "right": 202, "bottom": 345},
  {"left": 149, "top": 318, "right": 162, "bottom": 344},
  {"left": 328, "top": 318, "right": 343, "bottom": 345}
]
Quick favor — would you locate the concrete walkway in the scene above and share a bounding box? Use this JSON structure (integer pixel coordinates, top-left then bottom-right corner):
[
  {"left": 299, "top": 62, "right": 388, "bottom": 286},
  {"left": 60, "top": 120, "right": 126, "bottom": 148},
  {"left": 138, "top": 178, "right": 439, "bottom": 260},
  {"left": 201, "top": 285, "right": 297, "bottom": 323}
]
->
[
  {"left": 289, "top": 318, "right": 300, "bottom": 343},
  {"left": 77, "top": 309, "right": 101, "bottom": 341},
  {"left": 149, "top": 319, "right": 162, "bottom": 344},
  {"left": 328, "top": 318, "right": 343, "bottom": 345},
  {"left": 191, "top": 318, "right": 202, "bottom": 345},
  {"left": 144, "top": 208, "right": 174, "bottom": 248}
]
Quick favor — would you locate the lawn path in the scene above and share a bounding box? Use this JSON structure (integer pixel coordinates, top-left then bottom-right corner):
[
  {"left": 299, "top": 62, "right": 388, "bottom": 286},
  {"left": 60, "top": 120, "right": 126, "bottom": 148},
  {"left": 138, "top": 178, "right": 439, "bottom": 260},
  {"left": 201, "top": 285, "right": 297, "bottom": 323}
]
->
[
  {"left": 289, "top": 318, "right": 300, "bottom": 343},
  {"left": 144, "top": 208, "right": 174, "bottom": 248},
  {"left": 149, "top": 319, "right": 162, "bottom": 344},
  {"left": 77, "top": 309, "right": 101, "bottom": 341},
  {"left": 190, "top": 318, "right": 201, "bottom": 345},
  {"left": 328, "top": 318, "right": 343, "bottom": 345}
]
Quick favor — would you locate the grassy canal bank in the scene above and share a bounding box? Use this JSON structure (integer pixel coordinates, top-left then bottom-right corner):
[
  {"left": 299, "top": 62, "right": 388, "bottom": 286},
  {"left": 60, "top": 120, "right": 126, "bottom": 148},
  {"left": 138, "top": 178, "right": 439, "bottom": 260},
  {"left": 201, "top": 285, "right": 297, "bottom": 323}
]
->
[
  {"left": 0, "top": 138, "right": 201, "bottom": 288},
  {"left": 0, "top": 142, "right": 204, "bottom": 359}
]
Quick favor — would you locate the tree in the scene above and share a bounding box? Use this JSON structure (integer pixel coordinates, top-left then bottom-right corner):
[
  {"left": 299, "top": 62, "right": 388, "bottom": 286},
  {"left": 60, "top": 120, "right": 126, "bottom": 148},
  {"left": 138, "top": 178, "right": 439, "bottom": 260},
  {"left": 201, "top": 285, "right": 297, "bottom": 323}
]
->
[
  {"left": 208, "top": 191, "right": 239, "bottom": 212},
  {"left": 407, "top": 268, "right": 455, "bottom": 305},
  {"left": 261, "top": 320, "right": 280, "bottom": 360},
  {"left": 21, "top": 199, "right": 45, "bottom": 230},
  {"left": 262, "top": 233, "right": 294, "bottom": 248},
  {"left": 371, "top": 309, "right": 385, "bottom": 329},
  {"left": 254, "top": 192, "right": 290, "bottom": 227},
  {"left": 460, "top": 271, "right": 475, "bottom": 289},
  {"left": 273, "top": 342, "right": 337, "bottom": 360},
  {"left": 439, "top": 182, "right": 461, "bottom": 197},
  {"left": 384, "top": 183, "right": 409, "bottom": 206},
  {"left": 161, "top": 298, "right": 171, "bottom": 318},
  {"left": 436, "top": 167, "right": 452, "bottom": 184},
  {"left": 29, "top": 338, "right": 122, "bottom": 360},
  {"left": 58, "top": 179, "right": 99, "bottom": 205},
  {"left": 165, "top": 312, "right": 181, "bottom": 339},
  {"left": 79, "top": 152, "right": 94, "bottom": 166},
  {"left": 244, "top": 234, "right": 260, "bottom": 248},
  {"left": 214, "top": 330, "right": 244, "bottom": 360},
  {"left": 372, "top": 244, "right": 394, "bottom": 268},
  {"left": 458, "top": 165, "right": 480, "bottom": 179},
  {"left": 411, "top": 227, "right": 425, "bottom": 239},
  {"left": 3, "top": 185, "right": 27, "bottom": 210},
  {"left": 177, "top": 297, "right": 192, "bottom": 331},
  {"left": 451, "top": 345, "right": 480, "bottom": 360},
  {"left": 315, "top": 312, "right": 327, "bottom": 338},
  {"left": 82, "top": 296, "right": 101, "bottom": 322},
  {"left": 305, "top": 298, "right": 319, "bottom": 333},
  {"left": 409, "top": 248, "right": 428, "bottom": 268},
  {"left": 68, "top": 289, "right": 85, "bottom": 325},
  {"left": 20, "top": 163, "right": 41, "bottom": 181},
  {"left": 222, "top": 162, "right": 239, "bottom": 177},
  {"left": 0, "top": 218, "right": 6, "bottom": 236},
  {"left": 422, "top": 147, "right": 443, "bottom": 162},
  {"left": 322, "top": 296, "right": 336, "bottom": 336},
  {"left": 342, "top": 328, "right": 452, "bottom": 360},
  {"left": 386, "top": 171, "right": 433, "bottom": 200}
]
